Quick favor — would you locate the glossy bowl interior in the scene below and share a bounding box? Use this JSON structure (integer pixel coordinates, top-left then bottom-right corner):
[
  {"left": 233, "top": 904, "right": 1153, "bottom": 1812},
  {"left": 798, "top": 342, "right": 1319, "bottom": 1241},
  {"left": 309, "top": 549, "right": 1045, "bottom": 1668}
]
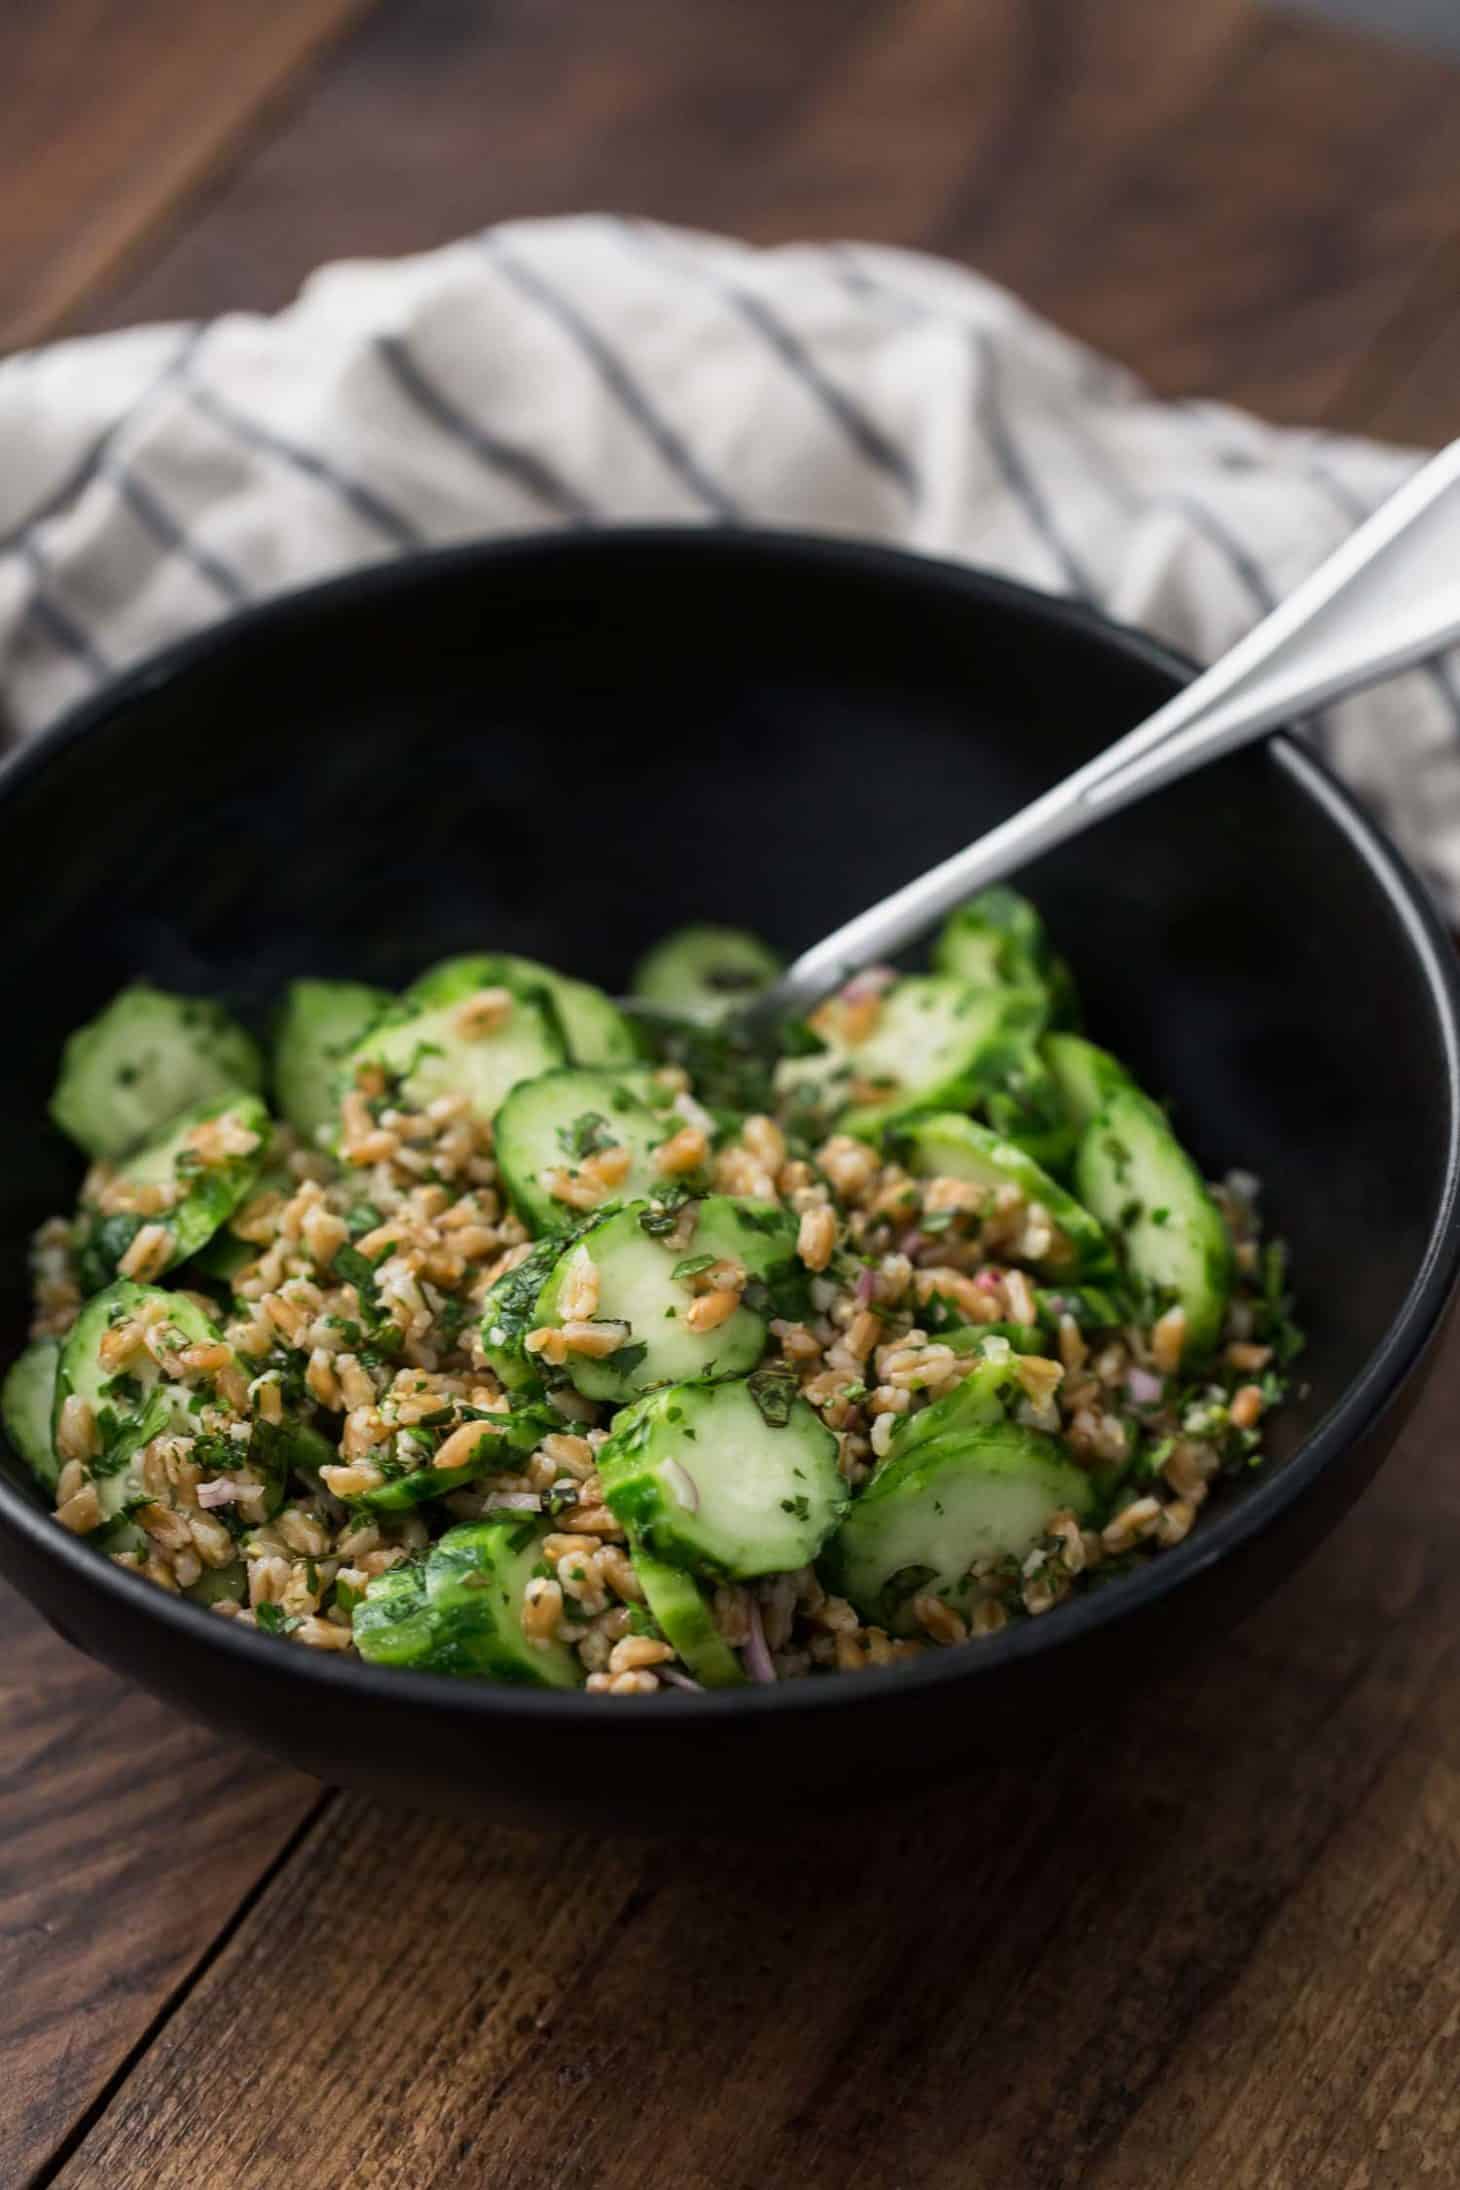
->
[{"left": 1, "top": 531, "right": 1457, "bottom": 1830}]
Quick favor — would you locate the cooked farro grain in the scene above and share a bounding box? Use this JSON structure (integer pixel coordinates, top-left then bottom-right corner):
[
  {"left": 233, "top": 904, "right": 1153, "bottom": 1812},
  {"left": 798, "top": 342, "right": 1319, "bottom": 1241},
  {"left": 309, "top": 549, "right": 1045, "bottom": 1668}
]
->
[{"left": 14, "top": 898, "right": 1300, "bottom": 1696}]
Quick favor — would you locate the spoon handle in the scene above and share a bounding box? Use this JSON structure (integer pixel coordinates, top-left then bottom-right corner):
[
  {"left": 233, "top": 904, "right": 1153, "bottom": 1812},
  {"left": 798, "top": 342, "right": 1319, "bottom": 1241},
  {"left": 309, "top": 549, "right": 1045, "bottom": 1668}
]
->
[{"left": 758, "top": 437, "right": 1460, "bottom": 1024}]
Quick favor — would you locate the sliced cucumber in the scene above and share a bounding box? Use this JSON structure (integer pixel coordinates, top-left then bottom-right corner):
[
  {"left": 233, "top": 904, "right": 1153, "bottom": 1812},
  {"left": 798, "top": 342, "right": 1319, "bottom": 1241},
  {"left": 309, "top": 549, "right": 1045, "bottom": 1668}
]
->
[
  {"left": 933, "top": 886, "right": 1078, "bottom": 1027},
  {"left": 189, "top": 1228, "right": 257, "bottom": 1287},
  {"left": 74, "top": 1091, "right": 271, "bottom": 1291},
  {"left": 980, "top": 1044, "right": 1078, "bottom": 1176},
  {"left": 631, "top": 925, "right": 783, "bottom": 1023},
  {"left": 356, "top": 1403, "right": 559, "bottom": 1511},
  {"left": 348, "top": 1562, "right": 432, "bottom": 1666},
  {"left": 260, "top": 1414, "right": 337, "bottom": 1490},
  {"left": 534, "top": 1197, "right": 799, "bottom": 1403},
  {"left": 410, "top": 953, "right": 637, "bottom": 1067},
  {"left": 187, "top": 1561, "right": 247, "bottom": 1607},
  {"left": 189, "top": 1136, "right": 294, "bottom": 1285},
  {"left": 775, "top": 976, "right": 1045, "bottom": 1140},
  {"left": 895, "top": 1113, "right": 1115, "bottom": 1280},
  {"left": 2, "top": 1338, "right": 61, "bottom": 1489},
  {"left": 882, "top": 1350, "right": 1024, "bottom": 1466},
  {"left": 1034, "top": 1283, "right": 1128, "bottom": 1332},
  {"left": 55, "top": 1282, "right": 253, "bottom": 1525},
  {"left": 828, "top": 1423, "right": 1095, "bottom": 1632},
  {"left": 343, "top": 961, "right": 565, "bottom": 1127},
  {"left": 1073, "top": 1086, "right": 1231, "bottom": 1357},
  {"left": 600, "top": 1376, "right": 847, "bottom": 1581},
  {"left": 353, "top": 1519, "right": 583, "bottom": 1686},
  {"left": 632, "top": 1547, "right": 745, "bottom": 1686},
  {"left": 49, "top": 982, "right": 264, "bottom": 1161},
  {"left": 1043, "top": 1034, "right": 1134, "bottom": 1132},
  {"left": 273, "top": 978, "right": 391, "bottom": 1144},
  {"left": 479, "top": 1239, "right": 566, "bottom": 1395},
  {"left": 494, "top": 1067, "right": 674, "bottom": 1234}
]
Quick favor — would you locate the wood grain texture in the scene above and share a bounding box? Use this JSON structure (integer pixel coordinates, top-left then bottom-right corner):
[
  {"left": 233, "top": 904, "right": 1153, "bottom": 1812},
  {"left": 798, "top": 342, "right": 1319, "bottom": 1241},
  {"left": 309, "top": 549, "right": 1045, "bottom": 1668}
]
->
[
  {"left": 73, "top": 0, "right": 1460, "bottom": 435},
  {"left": 0, "top": 0, "right": 374, "bottom": 352},
  {"left": 1332, "top": 232, "right": 1460, "bottom": 447},
  {"left": 9, "top": 0, "right": 1460, "bottom": 2182},
  {"left": 0, "top": 1586, "right": 320, "bottom": 2184},
  {"left": 46, "top": 1366, "right": 1460, "bottom": 2189}
]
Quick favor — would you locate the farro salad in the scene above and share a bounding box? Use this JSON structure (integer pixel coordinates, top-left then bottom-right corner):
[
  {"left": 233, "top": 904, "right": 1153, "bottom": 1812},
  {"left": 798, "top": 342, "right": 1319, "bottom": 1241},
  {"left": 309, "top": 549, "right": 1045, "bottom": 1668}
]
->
[{"left": 5, "top": 892, "right": 1301, "bottom": 1695}]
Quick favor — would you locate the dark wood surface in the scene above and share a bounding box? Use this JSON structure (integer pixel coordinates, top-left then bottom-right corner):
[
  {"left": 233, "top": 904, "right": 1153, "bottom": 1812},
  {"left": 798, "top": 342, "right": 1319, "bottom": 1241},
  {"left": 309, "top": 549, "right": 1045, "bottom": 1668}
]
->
[{"left": 7, "top": 3, "right": 1460, "bottom": 2183}]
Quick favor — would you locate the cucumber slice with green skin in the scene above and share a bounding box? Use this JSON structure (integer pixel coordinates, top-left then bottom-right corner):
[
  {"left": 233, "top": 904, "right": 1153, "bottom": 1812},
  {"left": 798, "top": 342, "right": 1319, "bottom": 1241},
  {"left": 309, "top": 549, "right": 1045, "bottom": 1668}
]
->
[
  {"left": 49, "top": 982, "right": 264, "bottom": 1161},
  {"left": 353, "top": 1520, "right": 583, "bottom": 1686},
  {"left": 274, "top": 979, "right": 392, "bottom": 1144},
  {"left": 1034, "top": 1284, "right": 1129, "bottom": 1332},
  {"left": 410, "top": 954, "right": 638, "bottom": 1067},
  {"left": 349, "top": 1562, "right": 432, "bottom": 1666},
  {"left": 600, "top": 1377, "right": 848, "bottom": 1581},
  {"left": 355, "top": 1403, "right": 560, "bottom": 1511},
  {"left": 882, "top": 1352, "right": 1024, "bottom": 1467},
  {"left": 266, "top": 1415, "right": 339, "bottom": 1488},
  {"left": 775, "top": 977, "right": 1046, "bottom": 1141},
  {"left": 932, "top": 887, "right": 1079, "bottom": 1028},
  {"left": 2, "top": 1339, "right": 61, "bottom": 1489},
  {"left": 827, "top": 1423, "right": 1096, "bottom": 1633},
  {"left": 74, "top": 1091, "right": 272, "bottom": 1292},
  {"left": 494, "top": 1067, "right": 675, "bottom": 1235},
  {"left": 344, "top": 963, "right": 566, "bottom": 1129},
  {"left": 631, "top": 925, "right": 783, "bottom": 1023},
  {"left": 54, "top": 1282, "right": 255, "bottom": 1526},
  {"left": 1042, "top": 1034, "right": 1135, "bottom": 1132},
  {"left": 189, "top": 1229, "right": 257, "bottom": 1286},
  {"left": 534, "top": 1197, "right": 801, "bottom": 1403},
  {"left": 895, "top": 1113, "right": 1115, "bottom": 1281},
  {"left": 190, "top": 1131, "right": 298, "bottom": 1284},
  {"left": 632, "top": 1547, "right": 746, "bottom": 1687},
  {"left": 1074, "top": 1087, "right": 1232, "bottom": 1358},
  {"left": 479, "top": 1238, "right": 567, "bottom": 1395},
  {"left": 981, "top": 1045, "right": 1078, "bottom": 1176},
  {"left": 187, "top": 1561, "right": 247, "bottom": 1607}
]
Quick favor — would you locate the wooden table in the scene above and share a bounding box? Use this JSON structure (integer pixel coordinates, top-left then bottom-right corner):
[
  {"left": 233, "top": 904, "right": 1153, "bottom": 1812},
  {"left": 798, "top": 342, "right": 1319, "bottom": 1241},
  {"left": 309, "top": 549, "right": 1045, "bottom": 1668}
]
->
[{"left": 7, "top": 4, "right": 1460, "bottom": 2183}]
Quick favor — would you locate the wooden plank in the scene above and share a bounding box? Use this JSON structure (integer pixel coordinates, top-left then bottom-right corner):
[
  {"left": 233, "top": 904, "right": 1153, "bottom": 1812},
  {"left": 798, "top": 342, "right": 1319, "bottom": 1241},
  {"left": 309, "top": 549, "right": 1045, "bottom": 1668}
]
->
[
  {"left": 46, "top": 1354, "right": 1460, "bottom": 2187},
  {"left": 0, "top": 1585, "right": 323, "bottom": 2185},
  {"left": 10, "top": 0, "right": 1460, "bottom": 2179},
  {"left": 912, "top": 0, "right": 1460, "bottom": 426},
  {"left": 72, "top": 0, "right": 889, "bottom": 337},
  {"left": 1325, "top": 232, "right": 1460, "bottom": 445},
  {"left": 78, "top": 0, "right": 1460, "bottom": 440},
  {"left": 0, "top": 0, "right": 375, "bottom": 353}
]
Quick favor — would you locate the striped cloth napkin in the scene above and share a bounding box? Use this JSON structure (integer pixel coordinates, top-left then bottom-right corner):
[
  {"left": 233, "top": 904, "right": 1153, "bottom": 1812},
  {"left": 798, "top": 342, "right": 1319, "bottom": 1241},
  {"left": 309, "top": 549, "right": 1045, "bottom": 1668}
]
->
[{"left": 2, "top": 214, "right": 1457, "bottom": 906}]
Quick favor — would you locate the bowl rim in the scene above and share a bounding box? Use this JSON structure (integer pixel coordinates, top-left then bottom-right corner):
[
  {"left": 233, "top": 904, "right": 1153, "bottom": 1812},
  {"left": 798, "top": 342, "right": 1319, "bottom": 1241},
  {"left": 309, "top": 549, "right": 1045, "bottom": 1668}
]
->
[{"left": 3, "top": 523, "right": 1458, "bottom": 1730}]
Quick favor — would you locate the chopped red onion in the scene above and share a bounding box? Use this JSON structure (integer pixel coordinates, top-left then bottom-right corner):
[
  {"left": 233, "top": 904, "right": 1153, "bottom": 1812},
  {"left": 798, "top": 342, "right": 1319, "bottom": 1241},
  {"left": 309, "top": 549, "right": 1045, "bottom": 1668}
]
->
[
  {"left": 658, "top": 1666, "right": 704, "bottom": 1693},
  {"left": 483, "top": 1491, "right": 541, "bottom": 1514},
  {"left": 1126, "top": 1365, "right": 1165, "bottom": 1407},
  {"left": 196, "top": 1478, "right": 241, "bottom": 1509},
  {"left": 902, "top": 1230, "right": 929, "bottom": 1261},
  {"left": 661, "top": 1458, "right": 699, "bottom": 1513},
  {"left": 743, "top": 1594, "right": 777, "bottom": 1684},
  {"left": 854, "top": 1266, "right": 878, "bottom": 1308},
  {"left": 974, "top": 1268, "right": 1002, "bottom": 1294}
]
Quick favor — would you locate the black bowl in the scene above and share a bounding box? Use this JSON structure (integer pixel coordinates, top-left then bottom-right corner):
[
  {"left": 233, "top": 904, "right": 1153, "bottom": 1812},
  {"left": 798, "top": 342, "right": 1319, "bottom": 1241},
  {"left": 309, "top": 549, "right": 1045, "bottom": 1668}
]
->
[{"left": 3, "top": 531, "right": 1457, "bottom": 1831}]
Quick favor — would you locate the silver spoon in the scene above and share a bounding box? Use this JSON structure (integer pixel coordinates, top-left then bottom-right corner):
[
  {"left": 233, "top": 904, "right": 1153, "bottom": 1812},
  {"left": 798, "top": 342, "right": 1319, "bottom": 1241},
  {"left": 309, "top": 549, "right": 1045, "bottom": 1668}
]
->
[{"left": 744, "top": 436, "right": 1460, "bottom": 1033}]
